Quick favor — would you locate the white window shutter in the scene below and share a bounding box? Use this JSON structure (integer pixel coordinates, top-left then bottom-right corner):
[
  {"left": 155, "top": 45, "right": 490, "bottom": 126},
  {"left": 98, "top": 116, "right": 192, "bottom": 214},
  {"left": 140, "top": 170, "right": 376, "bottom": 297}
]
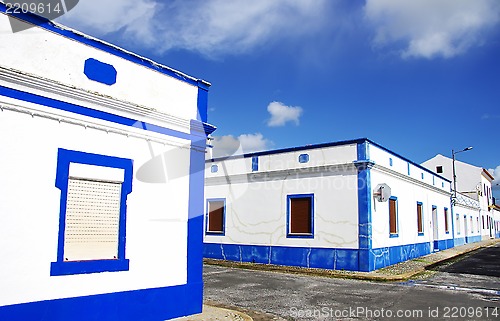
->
[{"left": 63, "top": 178, "right": 122, "bottom": 261}]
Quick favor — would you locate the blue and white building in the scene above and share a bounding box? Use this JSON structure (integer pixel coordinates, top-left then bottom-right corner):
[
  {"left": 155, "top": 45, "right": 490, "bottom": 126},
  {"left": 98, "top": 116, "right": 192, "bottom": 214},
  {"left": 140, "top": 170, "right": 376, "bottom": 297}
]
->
[
  {"left": 204, "top": 139, "right": 454, "bottom": 272},
  {"left": 0, "top": 5, "right": 214, "bottom": 321}
]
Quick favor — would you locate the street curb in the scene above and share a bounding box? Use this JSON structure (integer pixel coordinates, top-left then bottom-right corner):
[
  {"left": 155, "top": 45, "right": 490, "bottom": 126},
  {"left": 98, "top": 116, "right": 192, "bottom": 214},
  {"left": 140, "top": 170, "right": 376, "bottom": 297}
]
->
[{"left": 204, "top": 239, "right": 500, "bottom": 282}]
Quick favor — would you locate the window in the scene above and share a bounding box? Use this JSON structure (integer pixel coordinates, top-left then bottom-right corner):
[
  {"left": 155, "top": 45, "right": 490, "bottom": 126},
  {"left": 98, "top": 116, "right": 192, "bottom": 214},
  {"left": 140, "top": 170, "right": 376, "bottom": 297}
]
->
[
  {"left": 51, "top": 149, "right": 133, "bottom": 276},
  {"left": 444, "top": 208, "right": 449, "bottom": 233},
  {"left": 482, "top": 215, "right": 485, "bottom": 229},
  {"left": 287, "top": 194, "right": 314, "bottom": 238},
  {"left": 477, "top": 217, "right": 480, "bottom": 233},
  {"left": 436, "top": 166, "right": 443, "bottom": 173},
  {"left": 298, "top": 154, "right": 309, "bottom": 164},
  {"left": 456, "top": 214, "right": 460, "bottom": 235},
  {"left": 206, "top": 199, "right": 225, "bottom": 234},
  {"left": 211, "top": 164, "right": 218, "bottom": 173},
  {"left": 470, "top": 216, "right": 473, "bottom": 233},
  {"left": 417, "top": 202, "right": 424, "bottom": 235},
  {"left": 252, "top": 156, "right": 259, "bottom": 171},
  {"left": 389, "top": 197, "right": 398, "bottom": 237}
]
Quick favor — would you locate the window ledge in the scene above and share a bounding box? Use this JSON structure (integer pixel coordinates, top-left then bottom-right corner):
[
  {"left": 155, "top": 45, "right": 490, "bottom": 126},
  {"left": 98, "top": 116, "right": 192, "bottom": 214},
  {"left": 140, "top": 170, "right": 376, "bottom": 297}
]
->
[
  {"left": 418, "top": 232, "right": 424, "bottom": 236},
  {"left": 287, "top": 233, "right": 314, "bottom": 239},
  {"left": 389, "top": 233, "right": 399, "bottom": 238},
  {"left": 206, "top": 231, "right": 225, "bottom": 236},
  {"left": 50, "top": 259, "right": 129, "bottom": 276}
]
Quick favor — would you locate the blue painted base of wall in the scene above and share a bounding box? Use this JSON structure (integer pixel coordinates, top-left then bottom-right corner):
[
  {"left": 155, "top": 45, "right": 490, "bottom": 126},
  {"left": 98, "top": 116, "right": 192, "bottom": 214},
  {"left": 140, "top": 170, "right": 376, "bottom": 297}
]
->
[
  {"left": 465, "top": 235, "right": 482, "bottom": 244},
  {"left": 370, "top": 242, "right": 431, "bottom": 271},
  {"left": 204, "top": 243, "right": 359, "bottom": 271},
  {"left": 454, "top": 237, "right": 466, "bottom": 246},
  {"left": 204, "top": 242, "right": 437, "bottom": 272},
  {"left": 435, "top": 239, "right": 454, "bottom": 251},
  {"left": 0, "top": 283, "right": 202, "bottom": 321}
]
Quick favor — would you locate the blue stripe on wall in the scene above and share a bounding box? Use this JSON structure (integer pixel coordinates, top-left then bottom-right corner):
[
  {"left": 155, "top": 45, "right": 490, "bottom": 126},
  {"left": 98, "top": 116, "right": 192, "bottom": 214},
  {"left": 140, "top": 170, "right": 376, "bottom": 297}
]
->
[
  {"left": 370, "top": 242, "right": 431, "bottom": 271},
  {"left": 0, "top": 284, "right": 201, "bottom": 321}
]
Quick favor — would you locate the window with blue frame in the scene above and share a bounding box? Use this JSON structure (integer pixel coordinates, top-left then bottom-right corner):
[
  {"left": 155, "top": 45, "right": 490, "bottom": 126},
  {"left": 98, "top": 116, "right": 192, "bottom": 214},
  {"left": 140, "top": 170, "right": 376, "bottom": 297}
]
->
[
  {"left": 298, "top": 154, "right": 309, "bottom": 164},
  {"left": 417, "top": 202, "right": 424, "bottom": 235},
  {"left": 287, "top": 194, "right": 314, "bottom": 238},
  {"left": 206, "top": 199, "right": 225, "bottom": 235},
  {"left": 444, "top": 208, "right": 449, "bottom": 233},
  {"left": 389, "top": 197, "right": 398, "bottom": 237},
  {"left": 252, "top": 156, "right": 259, "bottom": 171},
  {"left": 51, "top": 148, "right": 133, "bottom": 276}
]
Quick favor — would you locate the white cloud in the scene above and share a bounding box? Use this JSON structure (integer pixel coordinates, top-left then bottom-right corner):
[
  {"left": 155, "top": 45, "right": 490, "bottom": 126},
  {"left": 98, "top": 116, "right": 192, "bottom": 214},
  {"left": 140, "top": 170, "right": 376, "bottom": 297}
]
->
[
  {"left": 57, "top": 0, "right": 157, "bottom": 43},
  {"left": 212, "top": 133, "right": 272, "bottom": 158},
  {"left": 489, "top": 166, "right": 500, "bottom": 190},
  {"left": 364, "top": 0, "right": 500, "bottom": 59},
  {"left": 57, "top": 0, "right": 329, "bottom": 57},
  {"left": 267, "top": 101, "right": 303, "bottom": 127}
]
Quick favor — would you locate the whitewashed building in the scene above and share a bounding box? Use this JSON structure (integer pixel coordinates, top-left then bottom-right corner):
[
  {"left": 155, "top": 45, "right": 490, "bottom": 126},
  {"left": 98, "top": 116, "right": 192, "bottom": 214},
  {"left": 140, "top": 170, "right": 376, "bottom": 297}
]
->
[
  {"left": 0, "top": 6, "right": 214, "bottom": 321},
  {"left": 204, "top": 139, "right": 453, "bottom": 272},
  {"left": 422, "top": 155, "right": 495, "bottom": 240}
]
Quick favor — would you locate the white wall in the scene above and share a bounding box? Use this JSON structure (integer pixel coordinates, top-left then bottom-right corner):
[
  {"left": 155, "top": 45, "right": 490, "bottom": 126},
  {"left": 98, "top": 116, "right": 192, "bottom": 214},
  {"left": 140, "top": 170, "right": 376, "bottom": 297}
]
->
[
  {"left": 0, "top": 12, "right": 201, "bottom": 308},
  {"left": 205, "top": 145, "right": 360, "bottom": 249},
  {"left": 369, "top": 145, "right": 452, "bottom": 249}
]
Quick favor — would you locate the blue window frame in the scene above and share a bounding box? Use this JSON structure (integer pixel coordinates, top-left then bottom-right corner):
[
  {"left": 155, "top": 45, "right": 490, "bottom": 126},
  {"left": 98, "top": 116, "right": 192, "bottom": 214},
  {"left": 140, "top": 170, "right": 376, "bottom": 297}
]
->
[
  {"left": 287, "top": 194, "right": 314, "bottom": 238},
  {"left": 252, "top": 156, "right": 259, "bottom": 172},
  {"left": 206, "top": 198, "right": 226, "bottom": 235},
  {"left": 298, "top": 154, "right": 309, "bottom": 164},
  {"left": 389, "top": 196, "right": 398, "bottom": 237},
  {"left": 417, "top": 202, "right": 424, "bottom": 236},
  {"left": 51, "top": 148, "right": 133, "bottom": 276}
]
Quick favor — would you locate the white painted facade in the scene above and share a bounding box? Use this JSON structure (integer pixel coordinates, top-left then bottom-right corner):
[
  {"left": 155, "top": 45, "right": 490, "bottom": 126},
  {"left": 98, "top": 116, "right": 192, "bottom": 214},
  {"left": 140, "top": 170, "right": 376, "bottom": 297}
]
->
[
  {"left": 422, "top": 155, "right": 495, "bottom": 240},
  {"left": 0, "top": 7, "right": 212, "bottom": 321},
  {"left": 204, "top": 139, "right": 453, "bottom": 271}
]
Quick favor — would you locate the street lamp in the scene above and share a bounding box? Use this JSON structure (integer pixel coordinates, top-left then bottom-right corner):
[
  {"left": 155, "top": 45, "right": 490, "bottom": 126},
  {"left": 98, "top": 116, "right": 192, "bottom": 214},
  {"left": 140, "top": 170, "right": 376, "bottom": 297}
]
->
[{"left": 452, "top": 146, "right": 473, "bottom": 199}]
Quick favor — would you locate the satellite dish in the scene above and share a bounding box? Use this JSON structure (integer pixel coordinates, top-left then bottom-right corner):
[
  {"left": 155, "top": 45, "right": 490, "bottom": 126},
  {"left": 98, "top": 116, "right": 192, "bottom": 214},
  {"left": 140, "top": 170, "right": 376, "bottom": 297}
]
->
[{"left": 374, "top": 183, "right": 391, "bottom": 202}]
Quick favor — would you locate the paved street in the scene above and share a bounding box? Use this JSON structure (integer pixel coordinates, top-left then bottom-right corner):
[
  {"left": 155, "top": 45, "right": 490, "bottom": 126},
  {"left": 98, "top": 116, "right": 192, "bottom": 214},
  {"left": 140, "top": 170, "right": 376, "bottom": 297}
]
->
[{"left": 203, "top": 244, "right": 500, "bottom": 320}]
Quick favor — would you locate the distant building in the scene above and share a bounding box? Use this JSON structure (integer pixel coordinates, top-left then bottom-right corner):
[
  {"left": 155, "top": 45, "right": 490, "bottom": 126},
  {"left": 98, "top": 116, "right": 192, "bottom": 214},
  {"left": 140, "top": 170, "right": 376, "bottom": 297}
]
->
[
  {"left": 204, "top": 139, "right": 454, "bottom": 272},
  {"left": 422, "top": 155, "right": 495, "bottom": 239},
  {"left": 0, "top": 5, "right": 214, "bottom": 321}
]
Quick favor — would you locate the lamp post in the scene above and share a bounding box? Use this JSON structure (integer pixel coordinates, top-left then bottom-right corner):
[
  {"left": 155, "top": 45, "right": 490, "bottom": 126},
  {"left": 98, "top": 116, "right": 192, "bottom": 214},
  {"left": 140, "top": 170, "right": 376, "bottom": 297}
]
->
[{"left": 452, "top": 146, "right": 473, "bottom": 199}]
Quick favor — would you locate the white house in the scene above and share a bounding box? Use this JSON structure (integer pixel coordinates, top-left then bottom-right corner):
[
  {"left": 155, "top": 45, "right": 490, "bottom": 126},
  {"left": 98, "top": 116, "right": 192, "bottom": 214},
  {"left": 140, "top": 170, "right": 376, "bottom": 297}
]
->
[
  {"left": 204, "top": 139, "right": 453, "bottom": 272},
  {"left": 422, "top": 155, "right": 495, "bottom": 240},
  {"left": 0, "top": 5, "right": 214, "bottom": 321}
]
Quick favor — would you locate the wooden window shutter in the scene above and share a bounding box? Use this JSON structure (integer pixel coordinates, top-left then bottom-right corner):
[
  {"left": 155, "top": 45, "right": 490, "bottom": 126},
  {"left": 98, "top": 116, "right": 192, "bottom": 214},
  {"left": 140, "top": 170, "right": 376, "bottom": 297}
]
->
[
  {"left": 389, "top": 198, "right": 397, "bottom": 234},
  {"left": 208, "top": 201, "right": 224, "bottom": 232},
  {"left": 290, "top": 197, "right": 312, "bottom": 234}
]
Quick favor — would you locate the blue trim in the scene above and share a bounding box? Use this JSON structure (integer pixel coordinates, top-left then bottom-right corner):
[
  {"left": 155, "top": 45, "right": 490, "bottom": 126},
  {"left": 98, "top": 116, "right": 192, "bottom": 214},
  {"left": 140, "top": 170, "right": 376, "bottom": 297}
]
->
[
  {"left": 205, "top": 198, "right": 226, "bottom": 235},
  {"left": 371, "top": 242, "right": 431, "bottom": 270},
  {"left": 407, "top": 163, "right": 411, "bottom": 175},
  {"left": 355, "top": 141, "right": 374, "bottom": 272},
  {"left": 252, "top": 156, "right": 259, "bottom": 171},
  {"left": 465, "top": 235, "right": 482, "bottom": 244},
  {"left": 185, "top": 128, "right": 206, "bottom": 308},
  {"left": 204, "top": 241, "right": 437, "bottom": 272},
  {"left": 84, "top": 58, "right": 117, "bottom": 85},
  {"left": 0, "top": 284, "right": 202, "bottom": 321},
  {"left": 0, "top": 85, "right": 199, "bottom": 141},
  {"left": 51, "top": 149, "right": 133, "bottom": 276},
  {"left": 298, "top": 154, "right": 310, "bottom": 163},
  {"left": 389, "top": 158, "right": 393, "bottom": 166},
  {"left": 421, "top": 173, "right": 425, "bottom": 180},
  {"left": 0, "top": 4, "right": 209, "bottom": 88},
  {"left": 197, "top": 81, "right": 209, "bottom": 123},
  {"left": 204, "top": 243, "right": 359, "bottom": 271},
  {"left": 389, "top": 196, "right": 399, "bottom": 237},
  {"left": 286, "top": 194, "right": 315, "bottom": 239},
  {"left": 208, "top": 138, "right": 451, "bottom": 183},
  {"left": 210, "top": 165, "right": 218, "bottom": 173},
  {"left": 435, "top": 239, "right": 455, "bottom": 251}
]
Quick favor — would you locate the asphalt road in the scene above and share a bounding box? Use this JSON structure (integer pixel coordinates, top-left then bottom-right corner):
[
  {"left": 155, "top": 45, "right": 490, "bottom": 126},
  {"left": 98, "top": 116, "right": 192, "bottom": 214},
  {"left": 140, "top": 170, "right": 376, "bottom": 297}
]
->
[{"left": 203, "top": 245, "right": 500, "bottom": 320}]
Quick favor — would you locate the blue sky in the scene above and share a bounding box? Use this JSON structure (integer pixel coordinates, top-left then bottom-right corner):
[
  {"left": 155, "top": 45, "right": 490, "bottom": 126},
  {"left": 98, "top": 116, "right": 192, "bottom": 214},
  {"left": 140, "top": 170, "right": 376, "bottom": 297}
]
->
[{"left": 58, "top": 0, "right": 500, "bottom": 197}]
